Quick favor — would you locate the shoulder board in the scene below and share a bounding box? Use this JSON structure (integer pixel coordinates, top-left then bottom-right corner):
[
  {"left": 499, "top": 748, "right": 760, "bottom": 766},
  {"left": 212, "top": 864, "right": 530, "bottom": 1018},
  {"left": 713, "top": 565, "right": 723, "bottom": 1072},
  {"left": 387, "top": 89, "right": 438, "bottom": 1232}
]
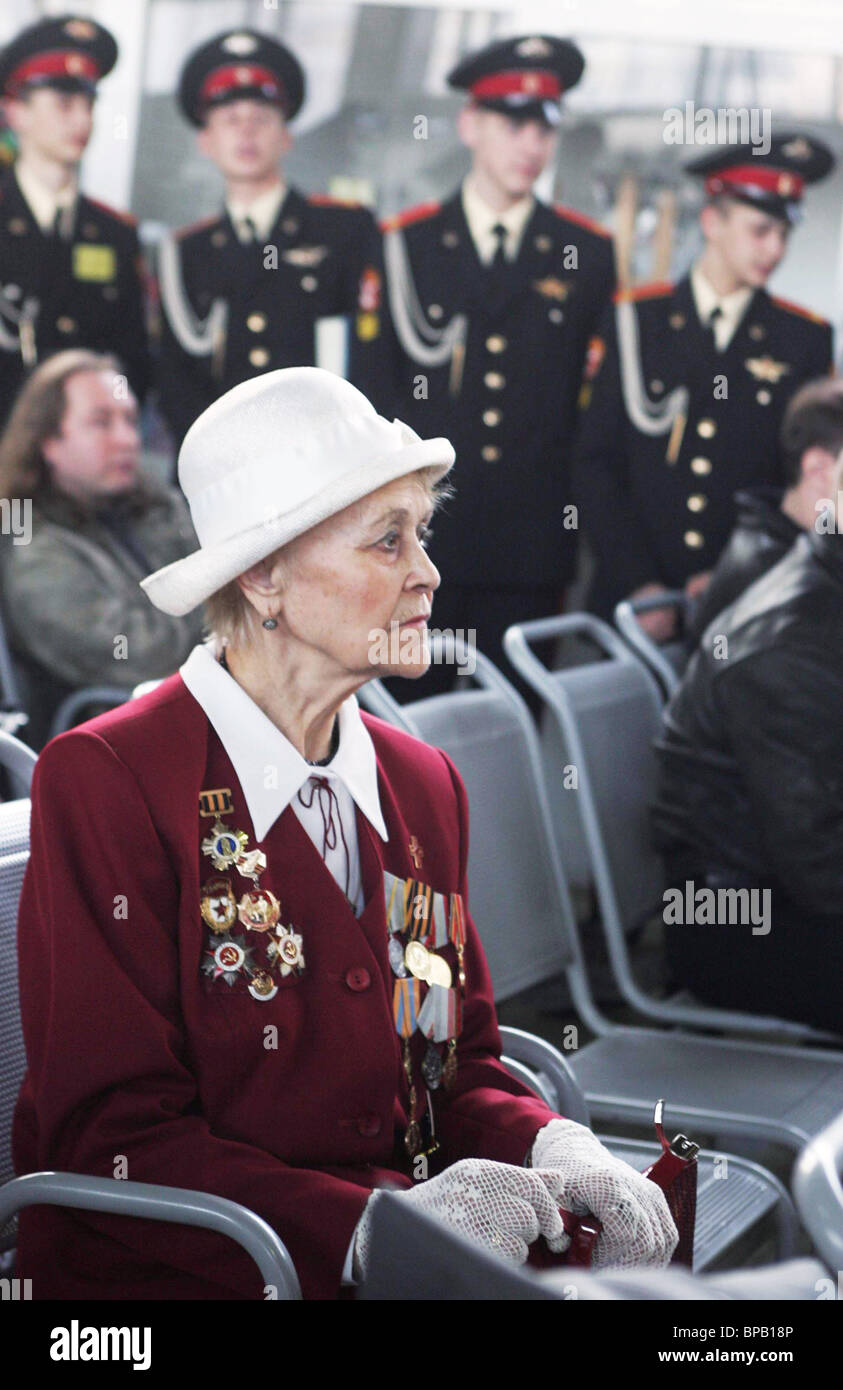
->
[
  {"left": 381, "top": 201, "right": 441, "bottom": 234},
  {"left": 307, "top": 193, "right": 363, "bottom": 209},
  {"left": 85, "top": 196, "right": 137, "bottom": 228},
  {"left": 770, "top": 295, "right": 829, "bottom": 327},
  {"left": 552, "top": 204, "right": 612, "bottom": 239},
  {"left": 174, "top": 214, "right": 222, "bottom": 241},
  {"left": 613, "top": 281, "right": 674, "bottom": 305}
]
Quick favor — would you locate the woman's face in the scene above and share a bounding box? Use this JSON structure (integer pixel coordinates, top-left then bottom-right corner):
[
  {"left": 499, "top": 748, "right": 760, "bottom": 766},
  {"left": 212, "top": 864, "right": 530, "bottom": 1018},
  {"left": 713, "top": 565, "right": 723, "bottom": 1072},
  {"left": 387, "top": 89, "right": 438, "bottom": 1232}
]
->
[{"left": 271, "top": 474, "right": 442, "bottom": 680}]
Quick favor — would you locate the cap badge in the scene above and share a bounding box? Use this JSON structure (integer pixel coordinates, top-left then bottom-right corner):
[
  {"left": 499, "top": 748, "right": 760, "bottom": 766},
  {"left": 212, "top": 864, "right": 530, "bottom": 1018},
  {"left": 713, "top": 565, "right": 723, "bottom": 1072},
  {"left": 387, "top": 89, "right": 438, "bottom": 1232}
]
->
[
  {"left": 523, "top": 72, "right": 542, "bottom": 94},
  {"left": 65, "top": 54, "right": 87, "bottom": 76},
  {"left": 777, "top": 173, "right": 796, "bottom": 196},
  {"left": 516, "top": 37, "right": 552, "bottom": 58},
  {"left": 222, "top": 32, "right": 259, "bottom": 56},
  {"left": 781, "top": 138, "right": 811, "bottom": 161},
  {"left": 64, "top": 19, "right": 96, "bottom": 40}
]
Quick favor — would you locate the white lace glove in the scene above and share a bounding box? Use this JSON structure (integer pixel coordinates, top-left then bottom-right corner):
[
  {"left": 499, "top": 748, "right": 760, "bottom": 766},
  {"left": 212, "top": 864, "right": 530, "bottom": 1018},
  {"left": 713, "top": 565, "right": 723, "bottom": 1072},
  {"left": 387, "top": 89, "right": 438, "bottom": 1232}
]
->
[
  {"left": 530, "top": 1118, "right": 679, "bottom": 1269},
  {"left": 353, "top": 1158, "right": 573, "bottom": 1280}
]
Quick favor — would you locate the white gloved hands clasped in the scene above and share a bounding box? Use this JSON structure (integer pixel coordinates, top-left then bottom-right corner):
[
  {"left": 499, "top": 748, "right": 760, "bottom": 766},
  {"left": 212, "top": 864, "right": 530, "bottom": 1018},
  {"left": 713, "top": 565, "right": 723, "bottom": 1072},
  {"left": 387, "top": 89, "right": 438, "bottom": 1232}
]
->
[
  {"left": 353, "top": 1157, "right": 573, "bottom": 1279},
  {"left": 530, "top": 1117, "right": 679, "bottom": 1269}
]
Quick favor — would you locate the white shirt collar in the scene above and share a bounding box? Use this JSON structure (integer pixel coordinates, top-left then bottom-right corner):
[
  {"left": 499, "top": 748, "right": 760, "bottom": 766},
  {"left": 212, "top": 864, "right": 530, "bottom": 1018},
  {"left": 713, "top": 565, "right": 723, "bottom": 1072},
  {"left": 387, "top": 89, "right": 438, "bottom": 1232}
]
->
[
  {"left": 461, "top": 176, "right": 535, "bottom": 264},
  {"left": 226, "top": 181, "right": 287, "bottom": 244},
  {"left": 690, "top": 261, "right": 754, "bottom": 348},
  {"left": 180, "top": 643, "right": 388, "bottom": 843},
  {"left": 15, "top": 162, "right": 77, "bottom": 234}
]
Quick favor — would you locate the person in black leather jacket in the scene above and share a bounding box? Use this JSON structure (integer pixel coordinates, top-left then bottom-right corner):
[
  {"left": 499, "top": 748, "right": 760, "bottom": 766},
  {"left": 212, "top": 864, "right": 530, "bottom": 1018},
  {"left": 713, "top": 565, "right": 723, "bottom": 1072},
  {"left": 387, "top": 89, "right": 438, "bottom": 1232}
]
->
[
  {"left": 651, "top": 467, "right": 843, "bottom": 1032},
  {"left": 687, "top": 377, "right": 843, "bottom": 645}
]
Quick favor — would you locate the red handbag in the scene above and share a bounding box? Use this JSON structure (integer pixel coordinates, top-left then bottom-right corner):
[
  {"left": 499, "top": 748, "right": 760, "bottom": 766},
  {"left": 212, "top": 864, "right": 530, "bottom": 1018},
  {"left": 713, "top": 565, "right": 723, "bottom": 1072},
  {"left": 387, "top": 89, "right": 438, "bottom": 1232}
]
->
[{"left": 537, "top": 1101, "right": 699, "bottom": 1269}]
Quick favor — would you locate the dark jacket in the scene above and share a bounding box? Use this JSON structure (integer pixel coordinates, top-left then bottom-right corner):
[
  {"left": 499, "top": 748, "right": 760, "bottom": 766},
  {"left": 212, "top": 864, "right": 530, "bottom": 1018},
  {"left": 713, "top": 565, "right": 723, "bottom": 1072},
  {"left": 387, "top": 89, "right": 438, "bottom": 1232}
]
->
[
  {"left": 653, "top": 526, "right": 843, "bottom": 908},
  {"left": 156, "top": 188, "right": 384, "bottom": 447},
  {"left": 0, "top": 170, "right": 150, "bottom": 422},
  {"left": 573, "top": 276, "right": 833, "bottom": 616},
  {"left": 686, "top": 486, "right": 801, "bottom": 645},
  {"left": 651, "top": 527, "right": 843, "bottom": 1029},
  {"left": 375, "top": 192, "right": 616, "bottom": 589}
]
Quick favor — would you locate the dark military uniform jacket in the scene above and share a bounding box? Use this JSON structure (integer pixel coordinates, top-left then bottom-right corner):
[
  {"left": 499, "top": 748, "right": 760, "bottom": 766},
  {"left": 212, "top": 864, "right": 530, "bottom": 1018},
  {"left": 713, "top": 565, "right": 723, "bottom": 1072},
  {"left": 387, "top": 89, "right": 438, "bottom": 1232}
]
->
[
  {"left": 573, "top": 274, "right": 833, "bottom": 616},
  {"left": 157, "top": 186, "right": 385, "bottom": 447},
  {"left": 0, "top": 169, "right": 149, "bottom": 421},
  {"left": 372, "top": 191, "right": 615, "bottom": 589}
]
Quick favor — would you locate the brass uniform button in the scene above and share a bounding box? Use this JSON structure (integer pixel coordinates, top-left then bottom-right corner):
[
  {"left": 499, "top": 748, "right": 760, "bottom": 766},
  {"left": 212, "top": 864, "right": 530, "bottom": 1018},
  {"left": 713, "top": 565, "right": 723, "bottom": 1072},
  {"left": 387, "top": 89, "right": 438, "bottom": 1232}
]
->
[
  {"left": 650, "top": 379, "right": 664, "bottom": 393},
  {"left": 684, "top": 530, "right": 704, "bottom": 549},
  {"left": 82, "top": 222, "right": 99, "bottom": 239},
  {"left": 301, "top": 275, "right": 318, "bottom": 292},
  {"left": 481, "top": 445, "right": 501, "bottom": 462},
  {"left": 442, "top": 230, "right": 459, "bottom": 248},
  {"left": 249, "top": 347, "right": 270, "bottom": 368},
  {"left": 211, "top": 230, "right": 227, "bottom": 248},
  {"left": 486, "top": 334, "right": 506, "bottom": 353},
  {"left": 749, "top": 324, "right": 765, "bottom": 340},
  {"left": 484, "top": 371, "right": 505, "bottom": 390},
  {"left": 428, "top": 304, "right": 443, "bottom": 320},
  {"left": 697, "top": 418, "right": 716, "bottom": 438},
  {"left": 534, "top": 234, "right": 553, "bottom": 252},
  {"left": 548, "top": 307, "right": 564, "bottom": 323},
  {"left": 756, "top": 388, "right": 772, "bottom": 405},
  {"left": 687, "top": 494, "right": 707, "bottom": 513},
  {"left": 56, "top": 315, "right": 76, "bottom": 334},
  {"left": 669, "top": 312, "right": 686, "bottom": 330},
  {"left": 281, "top": 218, "right": 299, "bottom": 235},
  {"left": 247, "top": 312, "right": 267, "bottom": 332},
  {"left": 8, "top": 218, "right": 27, "bottom": 235},
  {"left": 691, "top": 457, "right": 712, "bottom": 476},
  {"left": 483, "top": 408, "right": 501, "bottom": 427}
]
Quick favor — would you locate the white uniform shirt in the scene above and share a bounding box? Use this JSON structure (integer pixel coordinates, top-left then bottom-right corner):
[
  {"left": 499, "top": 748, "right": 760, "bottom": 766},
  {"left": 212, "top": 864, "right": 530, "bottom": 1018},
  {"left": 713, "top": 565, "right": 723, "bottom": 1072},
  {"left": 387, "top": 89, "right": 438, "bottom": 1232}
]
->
[
  {"left": 690, "top": 261, "right": 754, "bottom": 351},
  {"left": 461, "top": 176, "right": 535, "bottom": 265},
  {"left": 15, "top": 162, "right": 77, "bottom": 237},
  {"left": 226, "top": 182, "right": 287, "bottom": 244}
]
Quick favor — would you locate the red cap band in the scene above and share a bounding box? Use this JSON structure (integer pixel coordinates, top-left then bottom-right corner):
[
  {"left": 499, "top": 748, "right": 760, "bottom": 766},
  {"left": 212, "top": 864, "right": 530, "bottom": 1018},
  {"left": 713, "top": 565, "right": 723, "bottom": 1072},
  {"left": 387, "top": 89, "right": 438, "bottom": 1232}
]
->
[
  {"left": 200, "top": 63, "right": 285, "bottom": 110},
  {"left": 472, "top": 69, "right": 561, "bottom": 101},
  {"left": 705, "top": 165, "right": 805, "bottom": 200},
  {"left": 6, "top": 50, "right": 99, "bottom": 97}
]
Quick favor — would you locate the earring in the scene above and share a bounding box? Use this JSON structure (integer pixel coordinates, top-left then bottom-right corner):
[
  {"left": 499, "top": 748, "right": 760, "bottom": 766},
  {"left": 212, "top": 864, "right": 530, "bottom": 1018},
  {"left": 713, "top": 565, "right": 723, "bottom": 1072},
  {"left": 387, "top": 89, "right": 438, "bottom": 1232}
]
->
[{"left": 262, "top": 617, "right": 278, "bottom": 630}]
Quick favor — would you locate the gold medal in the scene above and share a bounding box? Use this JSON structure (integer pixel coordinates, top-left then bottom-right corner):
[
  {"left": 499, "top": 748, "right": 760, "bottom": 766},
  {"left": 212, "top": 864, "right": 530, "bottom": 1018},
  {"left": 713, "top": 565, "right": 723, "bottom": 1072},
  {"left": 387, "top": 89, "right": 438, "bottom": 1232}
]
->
[
  {"left": 202, "top": 818, "right": 248, "bottom": 870},
  {"left": 248, "top": 970, "right": 278, "bottom": 1001},
  {"left": 426, "top": 953, "right": 452, "bottom": 989},
  {"left": 200, "top": 876, "right": 237, "bottom": 933},
  {"left": 404, "top": 940, "right": 431, "bottom": 981},
  {"left": 237, "top": 888, "right": 281, "bottom": 932}
]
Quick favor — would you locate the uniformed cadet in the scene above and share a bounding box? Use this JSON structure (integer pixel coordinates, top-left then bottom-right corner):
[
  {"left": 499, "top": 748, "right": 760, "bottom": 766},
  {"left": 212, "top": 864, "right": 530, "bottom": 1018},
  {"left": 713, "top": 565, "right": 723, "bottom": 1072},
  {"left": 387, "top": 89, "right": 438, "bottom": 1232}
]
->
[
  {"left": 374, "top": 35, "right": 616, "bottom": 684},
  {"left": 0, "top": 15, "right": 149, "bottom": 423},
  {"left": 573, "top": 134, "right": 835, "bottom": 630},
  {"left": 157, "top": 29, "right": 384, "bottom": 448}
]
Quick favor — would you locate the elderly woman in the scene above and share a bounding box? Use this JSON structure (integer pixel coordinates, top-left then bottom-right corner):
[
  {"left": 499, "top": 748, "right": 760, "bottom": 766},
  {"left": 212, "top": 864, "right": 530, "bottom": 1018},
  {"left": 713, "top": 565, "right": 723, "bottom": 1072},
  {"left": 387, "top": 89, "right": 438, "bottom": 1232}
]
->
[{"left": 13, "top": 369, "right": 676, "bottom": 1299}]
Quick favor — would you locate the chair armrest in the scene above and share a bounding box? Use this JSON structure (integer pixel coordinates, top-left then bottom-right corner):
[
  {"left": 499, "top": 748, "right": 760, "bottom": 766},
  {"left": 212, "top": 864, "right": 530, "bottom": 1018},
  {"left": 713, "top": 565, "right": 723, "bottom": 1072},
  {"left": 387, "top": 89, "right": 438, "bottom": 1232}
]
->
[
  {"left": 0, "top": 1171, "right": 301, "bottom": 1299},
  {"left": 792, "top": 1112, "right": 843, "bottom": 1275},
  {"left": 498, "top": 1025, "right": 591, "bottom": 1126}
]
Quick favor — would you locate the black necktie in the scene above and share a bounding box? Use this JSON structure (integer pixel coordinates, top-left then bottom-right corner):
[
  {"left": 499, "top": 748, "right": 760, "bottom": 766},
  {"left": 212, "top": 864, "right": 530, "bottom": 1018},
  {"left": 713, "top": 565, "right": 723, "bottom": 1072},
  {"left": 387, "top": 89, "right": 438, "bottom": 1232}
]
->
[
  {"left": 489, "top": 222, "right": 508, "bottom": 271},
  {"left": 241, "top": 215, "right": 257, "bottom": 244},
  {"left": 705, "top": 305, "right": 723, "bottom": 352}
]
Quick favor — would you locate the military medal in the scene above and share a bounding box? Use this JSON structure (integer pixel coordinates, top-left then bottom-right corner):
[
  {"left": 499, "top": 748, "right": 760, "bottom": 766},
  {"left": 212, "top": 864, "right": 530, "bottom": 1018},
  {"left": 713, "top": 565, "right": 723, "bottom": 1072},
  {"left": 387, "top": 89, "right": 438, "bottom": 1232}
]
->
[
  {"left": 237, "top": 887, "right": 281, "bottom": 932},
  {"left": 248, "top": 970, "right": 279, "bottom": 1002},
  {"left": 421, "top": 1040, "right": 443, "bottom": 1090},
  {"left": 442, "top": 1037, "right": 458, "bottom": 1091},
  {"left": 388, "top": 936, "right": 408, "bottom": 976},
  {"left": 201, "top": 933, "right": 255, "bottom": 986},
  {"left": 405, "top": 939, "right": 431, "bottom": 980},
  {"left": 200, "top": 876, "right": 238, "bottom": 933},
  {"left": 267, "top": 926, "right": 305, "bottom": 976},
  {"left": 202, "top": 819, "right": 248, "bottom": 870}
]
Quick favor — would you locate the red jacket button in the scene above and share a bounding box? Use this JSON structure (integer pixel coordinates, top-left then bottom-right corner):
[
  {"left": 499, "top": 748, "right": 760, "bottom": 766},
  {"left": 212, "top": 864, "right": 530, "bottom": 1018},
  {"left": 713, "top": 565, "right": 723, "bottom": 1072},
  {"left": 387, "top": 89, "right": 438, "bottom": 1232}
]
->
[
  {"left": 345, "top": 967, "right": 371, "bottom": 992},
  {"left": 356, "top": 1113, "right": 382, "bottom": 1138}
]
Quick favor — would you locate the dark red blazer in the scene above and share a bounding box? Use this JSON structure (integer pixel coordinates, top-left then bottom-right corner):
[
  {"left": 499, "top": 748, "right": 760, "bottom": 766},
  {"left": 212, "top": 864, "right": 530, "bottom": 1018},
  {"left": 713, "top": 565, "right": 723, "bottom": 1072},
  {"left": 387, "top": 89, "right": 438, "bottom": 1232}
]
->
[{"left": 13, "top": 674, "right": 555, "bottom": 1300}]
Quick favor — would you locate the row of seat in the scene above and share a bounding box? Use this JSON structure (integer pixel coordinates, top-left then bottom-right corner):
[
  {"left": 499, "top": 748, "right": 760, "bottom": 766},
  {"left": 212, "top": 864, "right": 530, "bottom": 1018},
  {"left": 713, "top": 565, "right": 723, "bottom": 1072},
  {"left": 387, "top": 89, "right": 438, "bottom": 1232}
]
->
[{"left": 0, "top": 614, "right": 840, "bottom": 1297}]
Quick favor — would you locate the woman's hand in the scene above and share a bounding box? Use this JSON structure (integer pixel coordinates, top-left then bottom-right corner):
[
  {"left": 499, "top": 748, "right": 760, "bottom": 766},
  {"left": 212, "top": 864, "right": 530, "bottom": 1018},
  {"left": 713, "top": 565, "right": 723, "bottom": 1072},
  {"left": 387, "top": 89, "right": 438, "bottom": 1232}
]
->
[
  {"left": 353, "top": 1158, "right": 573, "bottom": 1278},
  {"left": 531, "top": 1118, "right": 679, "bottom": 1269}
]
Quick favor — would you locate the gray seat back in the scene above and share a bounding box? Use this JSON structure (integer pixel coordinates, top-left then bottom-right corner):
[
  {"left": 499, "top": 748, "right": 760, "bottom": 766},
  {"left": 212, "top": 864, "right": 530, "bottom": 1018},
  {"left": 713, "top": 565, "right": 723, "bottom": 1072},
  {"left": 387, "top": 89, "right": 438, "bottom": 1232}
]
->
[
  {"left": 390, "top": 643, "right": 580, "bottom": 1002},
  {"left": 0, "top": 798, "right": 31, "bottom": 1251}
]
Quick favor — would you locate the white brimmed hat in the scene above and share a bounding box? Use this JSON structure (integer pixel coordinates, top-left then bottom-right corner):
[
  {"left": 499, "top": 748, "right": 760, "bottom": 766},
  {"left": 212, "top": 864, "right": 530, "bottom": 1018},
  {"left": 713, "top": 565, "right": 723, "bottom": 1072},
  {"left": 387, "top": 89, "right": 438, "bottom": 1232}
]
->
[{"left": 141, "top": 367, "right": 455, "bottom": 616}]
